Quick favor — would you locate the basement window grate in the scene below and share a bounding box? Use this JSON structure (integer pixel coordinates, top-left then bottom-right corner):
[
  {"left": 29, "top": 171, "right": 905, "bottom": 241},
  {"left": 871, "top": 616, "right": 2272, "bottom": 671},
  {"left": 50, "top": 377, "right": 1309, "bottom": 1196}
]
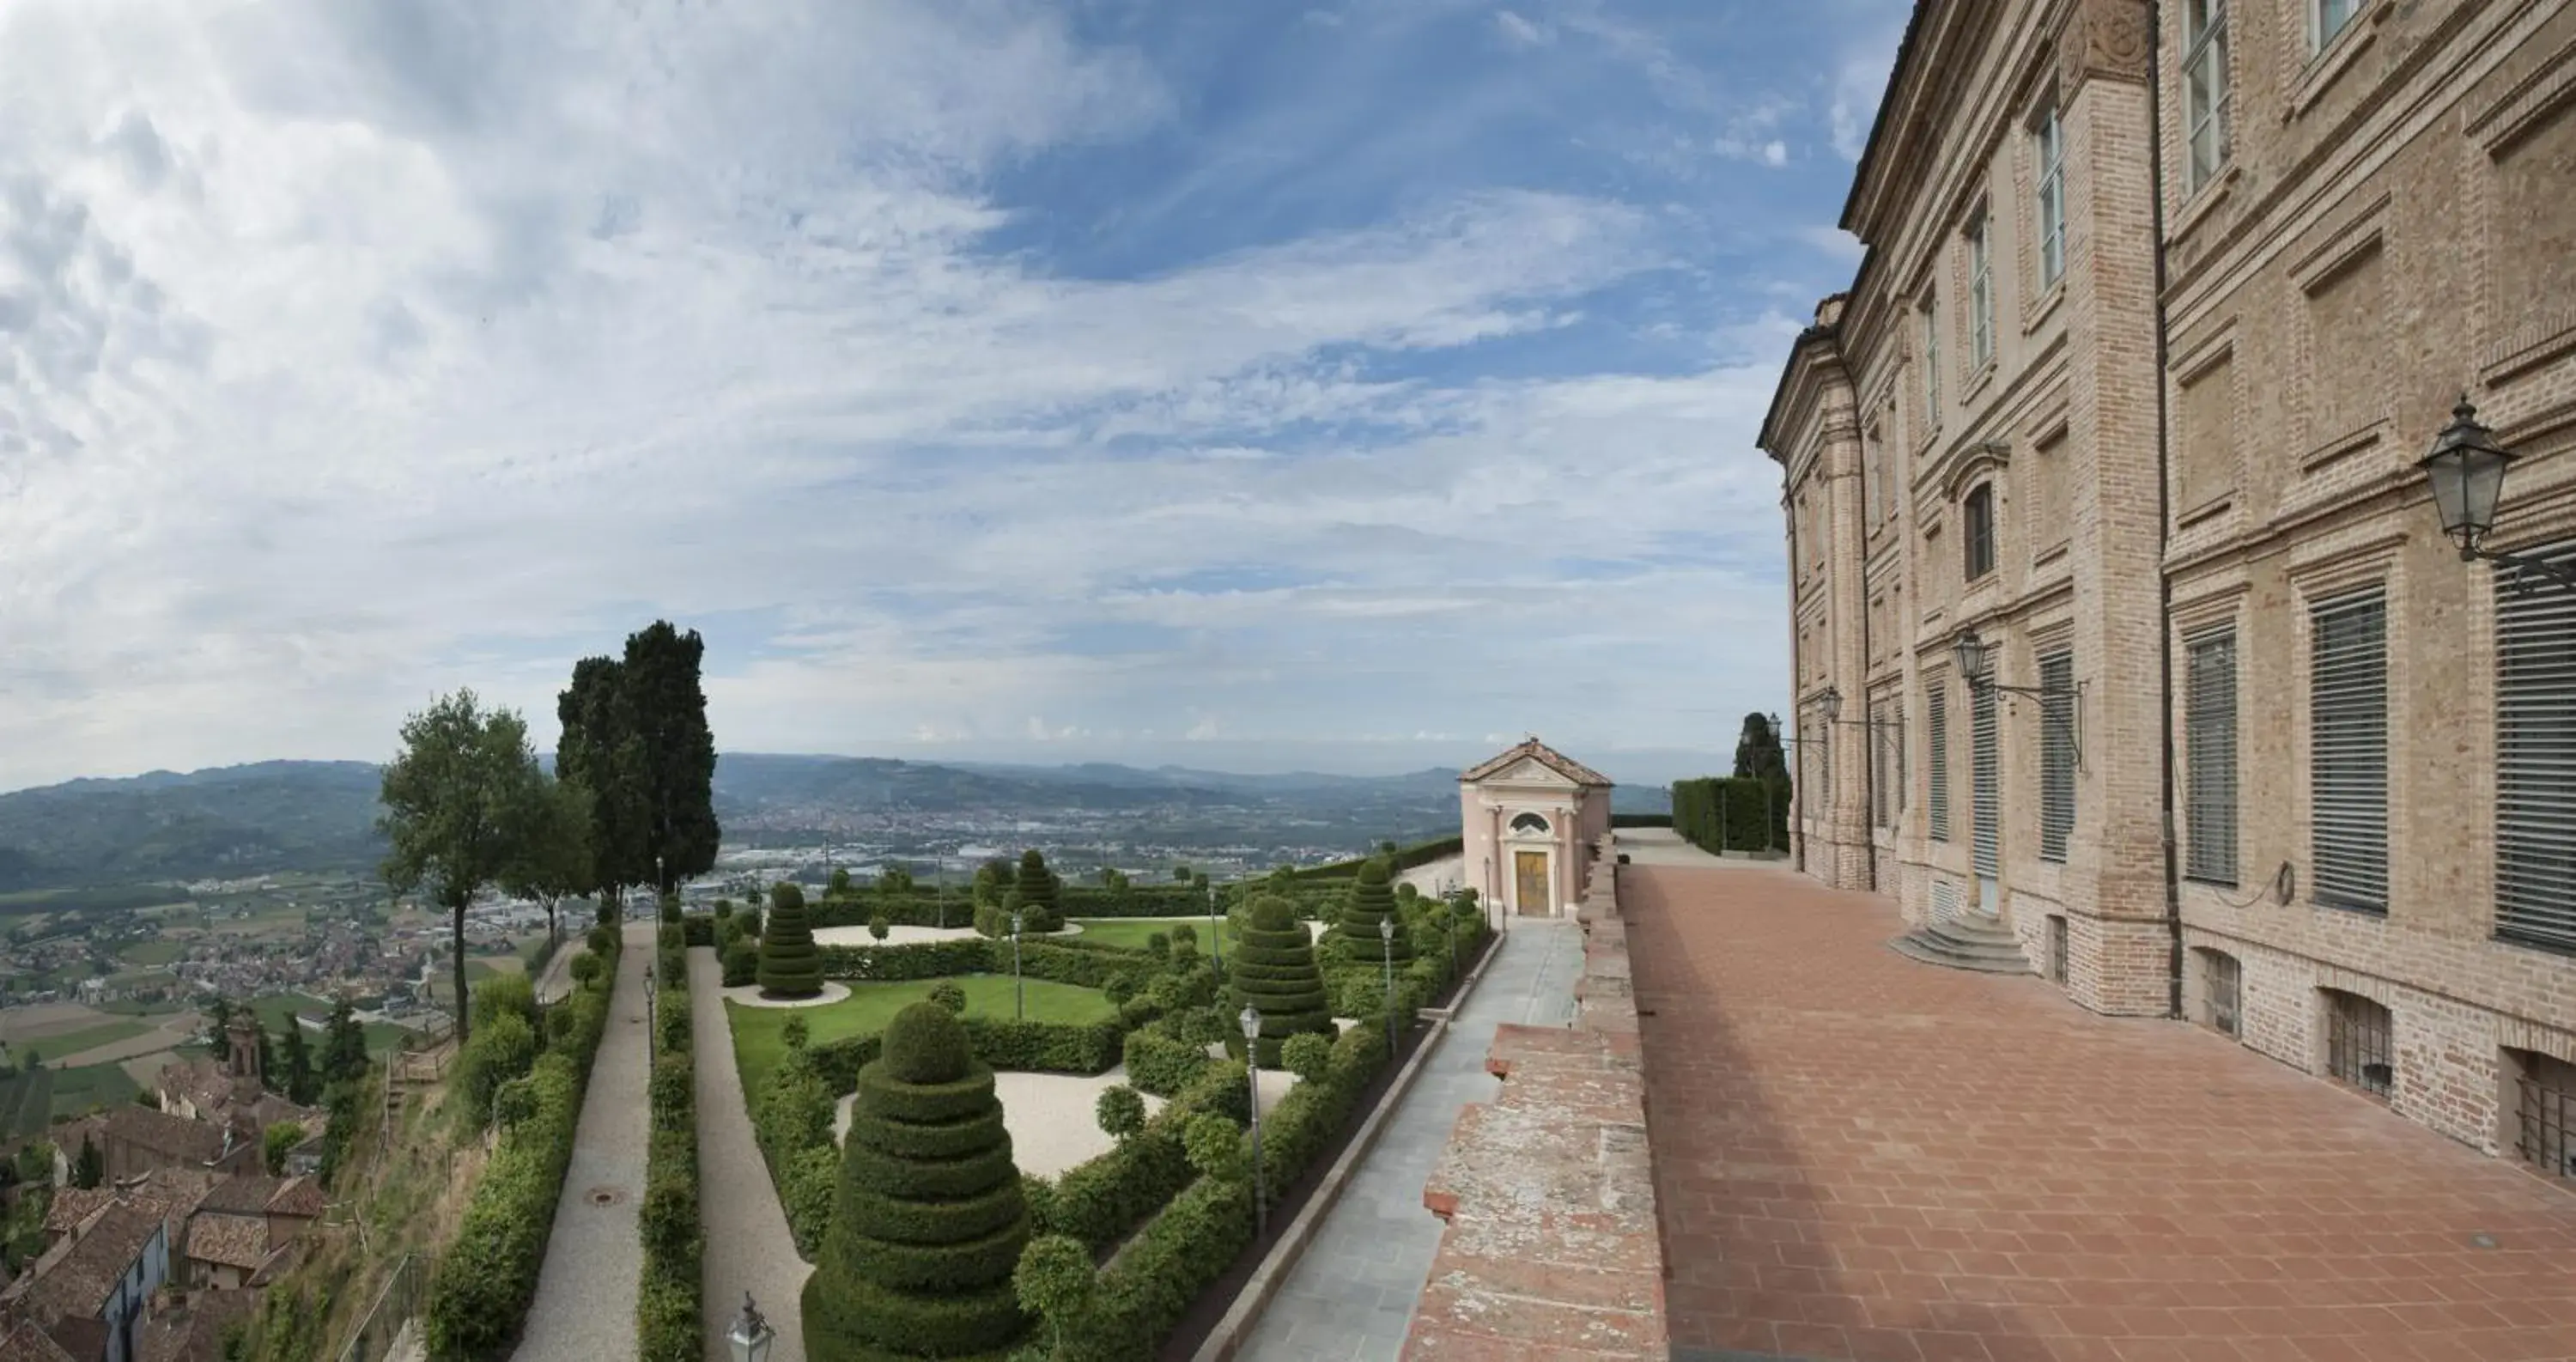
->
[
  {"left": 2514, "top": 1052, "right": 2576, "bottom": 1185},
  {"left": 2198, "top": 948, "right": 2241, "bottom": 1038},
  {"left": 2046, "top": 915, "right": 2068, "bottom": 984},
  {"left": 2324, "top": 988, "right": 2393, "bottom": 1099}
]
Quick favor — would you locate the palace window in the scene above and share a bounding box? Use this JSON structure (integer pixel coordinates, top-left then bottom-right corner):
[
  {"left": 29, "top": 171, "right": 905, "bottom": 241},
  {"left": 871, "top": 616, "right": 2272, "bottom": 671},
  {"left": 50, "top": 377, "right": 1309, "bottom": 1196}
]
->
[
  {"left": 1920, "top": 293, "right": 1941, "bottom": 427},
  {"left": 2314, "top": 0, "right": 2360, "bottom": 50},
  {"left": 2310, "top": 588, "right": 2389, "bottom": 913},
  {"left": 2495, "top": 543, "right": 2576, "bottom": 954},
  {"left": 1928, "top": 682, "right": 1950, "bottom": 842},
  {"left": 2184, "top": 0, "right": 2231, "bottom": 191},
  {"left": 1963, "top": 483, "right": 1996, "bottom": 582},
  {"left": 2038, "top": 650, "right": 2075, "bottom": 862},
  {"left": 2035, "top": 108, "right": 2066, "bottom": 288},
  {"left": 2186, "top": 629, "right": 2239, "bottom": 886},
  {"left": 1968, "top": 214, "right": 1994, "bottom": 367}
]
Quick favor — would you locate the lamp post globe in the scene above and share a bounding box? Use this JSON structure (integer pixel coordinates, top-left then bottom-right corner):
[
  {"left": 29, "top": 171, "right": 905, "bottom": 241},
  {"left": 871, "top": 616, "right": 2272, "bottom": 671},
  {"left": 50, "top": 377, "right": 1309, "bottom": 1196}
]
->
[
  {"left": 1011, "top": 909, "right": 1025, "bottom": 1020},
  {"left": 726, "top": 1292, "right": 773, "bottom": 1362},
  {"left": 2418, "top": 394, "right": 2518, "bottom": 559},
  {"left": 1240, "top": 1003, "right": 1267, "bottom": 1241},
  {"left": 1379, "top": 917, "right": 1398, "bottom": 1059},
  {"left": 1951, "top": 627, "right": 1989, "bottom": 687}
]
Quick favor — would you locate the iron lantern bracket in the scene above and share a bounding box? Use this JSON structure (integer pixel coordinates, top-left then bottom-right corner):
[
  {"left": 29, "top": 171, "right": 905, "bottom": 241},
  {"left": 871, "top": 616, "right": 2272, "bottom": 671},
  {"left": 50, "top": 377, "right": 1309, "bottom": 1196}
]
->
[{"left": 1965, "top": 676, "right": 2086, "bottom": 772}]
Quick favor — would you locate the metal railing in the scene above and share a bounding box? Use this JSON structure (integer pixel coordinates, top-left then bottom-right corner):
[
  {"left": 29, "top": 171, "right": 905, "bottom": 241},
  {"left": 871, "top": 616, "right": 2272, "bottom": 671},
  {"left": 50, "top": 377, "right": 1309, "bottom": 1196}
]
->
[{"left": 335, "top": 1251, "right": 428, "bottom": 1362}]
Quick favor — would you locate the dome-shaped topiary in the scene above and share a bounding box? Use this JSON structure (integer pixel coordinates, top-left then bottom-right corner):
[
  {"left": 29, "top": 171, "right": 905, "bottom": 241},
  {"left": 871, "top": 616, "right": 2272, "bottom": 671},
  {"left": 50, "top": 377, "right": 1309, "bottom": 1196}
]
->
[
  {"left": 805, "top": 1012, "right": 1032, "bottom": 1360},
  {"left": 1331, "top": 859, "right": 1413, "bottom": 966},
  {"left": 881, "top": 1001, "right": 973, "bottom": 1085},
  {"left": 1226, "top": 894, "right": 1334, "bottom": 1067},
  {"left": 758, "top": 882, "right": 823, "bottom": 1000}
]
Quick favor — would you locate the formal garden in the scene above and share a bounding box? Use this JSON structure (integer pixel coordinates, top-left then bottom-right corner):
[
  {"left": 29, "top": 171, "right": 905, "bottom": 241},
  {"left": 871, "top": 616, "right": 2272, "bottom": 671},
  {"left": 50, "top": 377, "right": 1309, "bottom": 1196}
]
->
[{"left": 696, "top": 849, "right": 1493, "bottom": 1361}]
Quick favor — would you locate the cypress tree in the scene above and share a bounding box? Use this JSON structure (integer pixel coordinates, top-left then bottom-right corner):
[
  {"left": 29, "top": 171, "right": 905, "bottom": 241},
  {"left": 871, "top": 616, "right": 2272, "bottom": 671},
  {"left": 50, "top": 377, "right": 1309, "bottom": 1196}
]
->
[
  {"left": 758, "top": 882, "right": 823, "bottom": 999},
  {"left": 1331, "top": 859, "right": 1412, "bottom": 966},
  {"left": 805, "top": 1002, "right": 1030, "bottom": 1360},
  {"left": 1226, "top": 895, "right": 1334, "bottom": 1067}
]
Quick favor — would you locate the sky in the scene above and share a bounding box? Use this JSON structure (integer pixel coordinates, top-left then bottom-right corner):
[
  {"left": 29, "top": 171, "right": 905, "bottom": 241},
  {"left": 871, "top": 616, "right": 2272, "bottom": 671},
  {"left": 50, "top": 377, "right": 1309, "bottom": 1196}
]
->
[{"left": 0, "top": 0, "right": 1909, "bottom": 793}]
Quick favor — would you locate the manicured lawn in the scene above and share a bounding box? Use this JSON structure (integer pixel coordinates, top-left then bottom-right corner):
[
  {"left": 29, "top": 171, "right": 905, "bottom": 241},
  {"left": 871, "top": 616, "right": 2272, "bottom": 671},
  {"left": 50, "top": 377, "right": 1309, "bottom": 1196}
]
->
[
  {"left": 728, "top": 975, "right": 1116, "bottom": 1093},
  {"left": 245, "top": 992, "right": 331, "bottom": 1032},
  {"left": 22, "top": 1020, "right": 150, "bottom": 1060},
  {"left": 1068, "top": 916, "right": 1230, "bottom": 952}
]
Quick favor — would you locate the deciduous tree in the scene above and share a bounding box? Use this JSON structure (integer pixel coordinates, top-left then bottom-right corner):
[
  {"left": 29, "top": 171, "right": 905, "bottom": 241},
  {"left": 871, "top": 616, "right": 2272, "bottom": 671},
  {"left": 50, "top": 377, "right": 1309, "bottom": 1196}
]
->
[
  {"left": 502, "top": 773, "right": 594, "bottom": 951},
  {"left": 379, "top": 689, "right": 547, "bottom": 1043}
]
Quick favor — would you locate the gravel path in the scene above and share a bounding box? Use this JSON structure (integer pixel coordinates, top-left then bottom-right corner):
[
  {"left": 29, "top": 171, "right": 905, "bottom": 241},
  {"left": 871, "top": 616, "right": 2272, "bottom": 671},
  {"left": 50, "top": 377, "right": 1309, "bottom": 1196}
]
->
[
  {"left": 831, "top": 1066, "right": 1169, "bottom": 1177},
  {"left": 691, "top": 945, "right": 812, "bottom": 1362},
  {"left": 512, "top": 923, "right": 653, "bottom": 1362}
]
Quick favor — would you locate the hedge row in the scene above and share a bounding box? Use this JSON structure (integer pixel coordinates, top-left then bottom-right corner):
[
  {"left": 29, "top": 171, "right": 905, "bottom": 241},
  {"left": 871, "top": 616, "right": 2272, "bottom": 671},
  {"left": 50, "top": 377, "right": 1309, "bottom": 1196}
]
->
[
  {"left": 1610, "top": 812, "right": 1674, "bottom": 828},
  {"left": 1290, "top": 834, "right": 1462, "bottom": 881},
  {"left": 1029, "top": 1059, "right": 1247, "bottom": 1254},
  {"left": 422, "top": 930, "right": 617, "bottom": 1359},
  {"left": 637, "top": 971, "right": 700, "bottom": 1362},
  {"left": 809, "top": 881, "right": 1223, "bottom": 929},
  {"left": 1671, "top": 775, "right": 1789, "bottom": 854},
  {"left": 812, "top": 935, "right": 1140, "bottom": 986}
]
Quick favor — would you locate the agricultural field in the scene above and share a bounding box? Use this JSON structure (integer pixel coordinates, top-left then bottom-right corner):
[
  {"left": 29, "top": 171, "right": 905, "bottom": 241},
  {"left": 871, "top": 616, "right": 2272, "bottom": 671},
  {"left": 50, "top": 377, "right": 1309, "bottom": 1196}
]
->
[
  {"left": 0, "top": 1067, "right": 56, "bottom": 1139},
  {"left": 23, "top": 1019, "right": 150, "bottom": 1060},
  {"left": 42, "top": 1061, "right": 141, "bottom": 1123},
  {"left": 116, "top": 939, "right": 187, "bottom": 967}
]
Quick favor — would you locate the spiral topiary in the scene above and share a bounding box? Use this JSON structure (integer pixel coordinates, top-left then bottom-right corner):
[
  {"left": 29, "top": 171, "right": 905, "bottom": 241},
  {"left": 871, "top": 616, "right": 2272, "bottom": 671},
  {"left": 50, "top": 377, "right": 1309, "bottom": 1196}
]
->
[
  {"left": 805, "top": 1002, "right": 1031, "bottom": 1360},
  {"left": 1008, "top": 850, "right": 1062, "bottom": 933},
  {"left": 1331, "top": 858, "right": 1413, "bottom": 966},
  {"left": 1225, "top": 894, "right": 1334, "bottom": 1067},
  {"left": 757, "top": 881, "right": 823, "bottom": 1000}
]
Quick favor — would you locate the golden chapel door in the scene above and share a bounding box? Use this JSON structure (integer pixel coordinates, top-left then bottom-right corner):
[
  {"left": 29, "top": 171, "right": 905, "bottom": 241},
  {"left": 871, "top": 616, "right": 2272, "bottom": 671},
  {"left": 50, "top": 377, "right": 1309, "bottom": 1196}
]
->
[{"left": 1514, "top": 850, "right": 1552, "bottom": 916}]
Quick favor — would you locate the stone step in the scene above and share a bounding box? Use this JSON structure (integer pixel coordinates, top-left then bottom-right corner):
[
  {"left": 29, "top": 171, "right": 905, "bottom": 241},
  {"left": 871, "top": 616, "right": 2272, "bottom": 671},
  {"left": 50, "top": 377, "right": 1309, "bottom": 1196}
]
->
[{"left": 1889, "top": 912, "right": 2032, "bottom": 975}]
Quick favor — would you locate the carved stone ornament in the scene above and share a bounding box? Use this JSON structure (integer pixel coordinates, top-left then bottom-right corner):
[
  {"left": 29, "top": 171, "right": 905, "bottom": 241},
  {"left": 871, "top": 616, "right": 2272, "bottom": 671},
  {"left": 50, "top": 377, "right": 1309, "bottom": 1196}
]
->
[{"left": 2061, "top": 0, "right": 2153, "bottom": 90}]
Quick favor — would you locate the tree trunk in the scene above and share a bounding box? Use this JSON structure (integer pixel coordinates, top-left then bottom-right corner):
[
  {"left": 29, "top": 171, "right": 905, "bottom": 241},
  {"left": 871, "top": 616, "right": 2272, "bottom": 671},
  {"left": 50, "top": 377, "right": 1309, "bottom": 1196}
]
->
[{"left": 452, "top": 905, "right": 471, "bottom": 1043}]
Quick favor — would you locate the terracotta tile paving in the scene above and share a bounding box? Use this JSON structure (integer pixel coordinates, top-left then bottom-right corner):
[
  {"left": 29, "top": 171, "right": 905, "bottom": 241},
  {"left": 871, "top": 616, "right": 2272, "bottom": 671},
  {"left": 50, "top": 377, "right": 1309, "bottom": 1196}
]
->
[{"left": 1627, "top": 863, "right": 2576, "bottom": 1362}]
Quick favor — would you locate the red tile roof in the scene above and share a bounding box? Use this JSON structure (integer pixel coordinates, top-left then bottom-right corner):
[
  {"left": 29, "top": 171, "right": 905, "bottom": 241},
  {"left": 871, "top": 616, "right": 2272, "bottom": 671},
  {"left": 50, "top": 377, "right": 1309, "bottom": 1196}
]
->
[{"left": 1458, "top": 738, "right": 1613, "bottom": 788}]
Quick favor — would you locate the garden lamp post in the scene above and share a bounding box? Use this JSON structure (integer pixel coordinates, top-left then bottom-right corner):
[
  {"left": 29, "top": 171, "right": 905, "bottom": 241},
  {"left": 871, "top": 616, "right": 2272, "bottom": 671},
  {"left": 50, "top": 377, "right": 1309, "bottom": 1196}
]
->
[
  {"left": 1379, "top": 917, "right": 1398, "bottom": 1060},
  {"left": 643, "top": 963, "right": 655, "bottom": 1041},
  {"left": 726, "top": 1292, "right": 774, "bottom": 1362},
  {"left": 1011, "top": 909, "right": 1025, "bottom": 1021},
  {"left": 1241, "top": 1003, "right": 1267, "bottom": 1242},
  {"left": 2418, "top": 394, "right": 2576, "bottom": 590}
]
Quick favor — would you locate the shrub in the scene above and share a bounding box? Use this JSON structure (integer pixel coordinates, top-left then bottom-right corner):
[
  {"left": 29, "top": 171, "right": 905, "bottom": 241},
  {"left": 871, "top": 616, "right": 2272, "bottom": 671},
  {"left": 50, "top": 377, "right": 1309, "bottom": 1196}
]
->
[
  {"left": 658, "top": 922, "right": 684, "bottom": 953},
  {"left": 1095, "top": 1085, "right": 1146, "bottom": 1144},
  {"left": 869, "top": 913, "right": 891, "bottom": 942},
  {"left": 569, "top": 953, "right": 604, "bottom": 988},
  {"left": 1225, "top": 895, "right": 1334, "bottom": 1066},
  {"left": 1102, "top": 970, "right": 1141, "bottom": 1007},
  {"left": 681, "top": 913, "right": 717, "bottom": 947},
  {"left": 759, "top": 882, "right": 824, "bottom": 999},
  {"left": 805, "top": 1002, "right": 1032, "bottom": 1360},
  {"left": 459, "top": 1010, "right": 538, "bottom": 1128},
  {"left": 1332, "top": 859, "right": 1413, "bottom": 966},
  {"left": 588, "top": 924, "right": 616, "bottom": 957},
  {"left": 490, "top": 1077, "right": 537, "bottom": 1132},
  {"left": 782, "top": 1012, "right": 811, "bottom": 1051},
  {"left": 1119, "top": 1027, "right": 1209, "bottom": 1098},
  {"left": 1014, "top": 1235, "right": 1097, "bottom": 1360},
  {"left": 655, "top": 976, "right": 692, "bottom": 1054},
  {"left": 929, "top": 980, "right": 968, "bottom": 1014},
  {"left": 739, "top": 905, "right": 762, "bottom": 939},
  {"left": 963, "top": 1018, "right": 1125, "bottom": 1076},
  {"left": 1010, "top": 850, "right": 1063, "bottom": 933},
  {"left": 1280, "top": 1032, "right": 1333, "bottom": 1085},
  {"left": 816, "top": 938, "right": 991, "bottom": 982},
  {"left": 471, "top": 972, "right": 538, "bottom": 1035},
  {"left": 721, "top": 940, "right": 757, "bottom": 987}
]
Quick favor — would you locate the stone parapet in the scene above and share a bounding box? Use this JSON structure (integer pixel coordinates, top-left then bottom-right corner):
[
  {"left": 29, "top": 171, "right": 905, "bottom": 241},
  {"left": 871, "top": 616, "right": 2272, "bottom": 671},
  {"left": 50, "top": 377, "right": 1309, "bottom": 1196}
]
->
[{"left": 1403, "top": 841, "right": 1670, "bottom": 1361}]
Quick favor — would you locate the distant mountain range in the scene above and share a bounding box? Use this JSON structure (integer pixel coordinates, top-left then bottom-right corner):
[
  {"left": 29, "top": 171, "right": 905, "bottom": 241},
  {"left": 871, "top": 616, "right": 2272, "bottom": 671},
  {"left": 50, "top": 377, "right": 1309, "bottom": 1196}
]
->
[{"left": 0, "top": 753, "right": 1671, "bottom": 892}]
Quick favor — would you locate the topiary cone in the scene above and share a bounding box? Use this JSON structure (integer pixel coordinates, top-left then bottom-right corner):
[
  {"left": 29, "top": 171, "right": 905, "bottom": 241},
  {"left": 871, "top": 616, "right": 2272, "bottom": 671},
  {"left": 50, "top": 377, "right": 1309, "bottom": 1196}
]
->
[
  {"left": 1330, "top": 858, "right": 1413, "bottom": 966},
  {"left": 758, "top": 881, "right": 824, "bottom": 1000},
  {"left": 1011, "top": 850, "right": 1060, "bottom": 933},
  {"left": 1225, "top": 894, "right": 1335, "bottom": 1067},
  {"left": 805, "top": 1002, "right": 1032, "bottom": 1360}
]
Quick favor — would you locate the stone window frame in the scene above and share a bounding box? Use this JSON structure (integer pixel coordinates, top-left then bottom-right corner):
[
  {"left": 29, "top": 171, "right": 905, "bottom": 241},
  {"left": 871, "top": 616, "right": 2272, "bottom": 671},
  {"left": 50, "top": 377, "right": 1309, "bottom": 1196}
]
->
[
  {"left": 2302, "top": 577, "right": 2394, "bottom": 916},
  {"left": 1918, "top": 289, "right": 1942, "bottom": 443},
  {"left": 2309, "top": 0, "right": 2362, "bottom": 56},
  {"left": 1965, "top": 207, "right": 1996, "bottom": 371},
  {"left": 2182, "top": 0, "right": 2233, "bottom": 194}
]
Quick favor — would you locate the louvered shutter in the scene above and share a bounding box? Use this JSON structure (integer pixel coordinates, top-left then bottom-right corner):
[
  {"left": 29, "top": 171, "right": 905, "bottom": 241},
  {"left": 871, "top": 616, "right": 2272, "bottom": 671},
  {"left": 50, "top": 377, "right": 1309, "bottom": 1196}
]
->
[
  {"left": 2496, "top": 543, "right": 2576, "bottom": 952},
  {"left": 1972, "top": 684, "right": 2000, "bottom": 877},
  {"left": 2039, "top": 651, "right": 2075, "bottom": 862},
  {"left": 1929, "top": 683, "right": 1950, "bottom": 842},
  {"left": 2185, "top": 629, "right": 2239, "bottom": 886},
  {"left": 2310, "top": 589, "right": 2389, "bottom": 912},
  {"left": 1870, "top": 699, "right": 1890, "bottom": 829}
]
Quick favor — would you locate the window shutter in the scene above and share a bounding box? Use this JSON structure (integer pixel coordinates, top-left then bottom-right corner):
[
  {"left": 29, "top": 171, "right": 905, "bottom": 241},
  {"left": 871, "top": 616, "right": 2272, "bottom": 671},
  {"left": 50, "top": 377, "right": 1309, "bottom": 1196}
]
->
[
  {"left": 2186, "top": 629, "right": 2239, "bottom": 885},
  {"left": 2039, "top": 651, "right": 2075, "bottom": 862},
  {"left": 1870, "top": 700, "right": 1890, "bottom": 829},
  {"left": 1929, "top": 683, "right": 1950, "bottom": 842},
  {"left": 2496, "top": 543, "right": 2576, "bottom": 952},
  {"left": 1972, "top": 684, "right": 2000, "bottom": 877},
  {"left": 2310, "top": 589, "right": 2389, "bottom": 912}
]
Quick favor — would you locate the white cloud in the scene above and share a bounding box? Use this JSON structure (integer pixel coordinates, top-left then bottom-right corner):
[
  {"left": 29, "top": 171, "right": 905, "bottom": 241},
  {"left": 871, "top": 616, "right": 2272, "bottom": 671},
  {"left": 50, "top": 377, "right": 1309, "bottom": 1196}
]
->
[
  {"left": 1494, "top": 10, "right": 1552, "bottom": 45},
  {"left": 0, "top": 0, "right": 1800, "bottom": 791}
]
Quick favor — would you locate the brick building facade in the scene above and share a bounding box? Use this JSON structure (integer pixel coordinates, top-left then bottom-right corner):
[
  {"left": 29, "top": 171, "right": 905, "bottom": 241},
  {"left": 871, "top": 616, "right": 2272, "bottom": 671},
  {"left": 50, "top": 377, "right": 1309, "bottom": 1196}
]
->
[{"left": 1760, "top": 0, "right": 2576, "bottom": 1173}]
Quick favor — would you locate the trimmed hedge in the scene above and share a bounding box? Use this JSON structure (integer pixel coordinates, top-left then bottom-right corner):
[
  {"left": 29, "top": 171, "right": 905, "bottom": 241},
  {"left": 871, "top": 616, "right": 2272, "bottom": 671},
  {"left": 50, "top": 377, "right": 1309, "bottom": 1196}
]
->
[
  {"left": 1328, "top": 859, "right": 1410, "bottom": 966},
  {"left": 680, "top": 913, "right": 718, "bottom": 947},
  {"left": 812, "top": 935, "right": 1139, "bottom": 986},
  {"left": 1030, "top": 1059, "right": 1245, "bottom": 1254},
  {"left": 637, "top": 958, "right": 700, "bottom": 1362},
  {"left": 759, "top": 881, "right": 824, "bottom": 998},
  {"left": 1671, "top": 775, "right": 1789, "bottom": 854},
  {"left": 805, "top": 1004, "right": 1030, "bottom": 1359},
  {"left": 422, "top": 929, "right": 616, "bottom": 1359},
  {"left": 1291, "top": 834, "right": 1461, "bottom": 881},
  {"left": 1225, "top": 897, "right": 1334, "bottom": 1067}
]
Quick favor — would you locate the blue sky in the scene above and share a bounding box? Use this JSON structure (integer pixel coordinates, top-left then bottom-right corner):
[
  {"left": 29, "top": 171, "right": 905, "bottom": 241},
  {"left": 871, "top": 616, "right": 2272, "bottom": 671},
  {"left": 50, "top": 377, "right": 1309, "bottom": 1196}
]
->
[{"left": 0, "top": 0, "right": 1907, "bottom": 792}]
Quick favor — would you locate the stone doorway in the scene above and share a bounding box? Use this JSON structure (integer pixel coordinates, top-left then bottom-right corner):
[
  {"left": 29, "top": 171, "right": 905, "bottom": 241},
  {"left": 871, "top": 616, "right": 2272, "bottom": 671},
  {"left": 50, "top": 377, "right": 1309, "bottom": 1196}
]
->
[{"left": 1515, "top": 850, "right": 1552, "bottom": 915}]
